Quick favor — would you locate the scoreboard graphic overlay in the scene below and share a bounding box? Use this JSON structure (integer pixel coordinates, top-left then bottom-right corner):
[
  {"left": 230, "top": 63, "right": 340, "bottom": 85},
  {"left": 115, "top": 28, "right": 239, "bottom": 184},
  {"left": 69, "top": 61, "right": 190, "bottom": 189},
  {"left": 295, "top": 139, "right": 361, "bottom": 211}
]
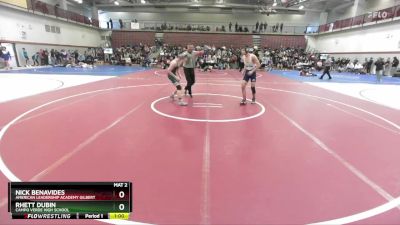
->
[{"left": 8, "top": 182, "right": 132, "bottom": 220}]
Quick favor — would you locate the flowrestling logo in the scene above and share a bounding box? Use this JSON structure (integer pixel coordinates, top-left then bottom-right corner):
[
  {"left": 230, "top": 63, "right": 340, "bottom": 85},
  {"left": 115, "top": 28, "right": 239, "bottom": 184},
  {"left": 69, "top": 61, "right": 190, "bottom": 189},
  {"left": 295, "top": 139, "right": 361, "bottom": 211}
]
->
[{"left": 367, "top": 9, "right": 394, "bottom": 20}]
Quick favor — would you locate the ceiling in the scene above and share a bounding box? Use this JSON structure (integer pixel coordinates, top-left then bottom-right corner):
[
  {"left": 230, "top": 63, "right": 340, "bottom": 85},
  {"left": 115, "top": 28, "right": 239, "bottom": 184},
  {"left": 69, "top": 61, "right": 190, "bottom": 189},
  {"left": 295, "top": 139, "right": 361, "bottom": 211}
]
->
[{"left": 73, "top": 0, "right": 355, "bottom": 14}]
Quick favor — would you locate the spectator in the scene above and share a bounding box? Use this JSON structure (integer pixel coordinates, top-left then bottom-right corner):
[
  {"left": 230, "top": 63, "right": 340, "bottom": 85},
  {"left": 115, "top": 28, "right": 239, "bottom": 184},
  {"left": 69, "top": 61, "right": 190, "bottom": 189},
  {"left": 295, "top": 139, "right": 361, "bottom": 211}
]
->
[
  {"left": 256, "top": 21, "right": 259, "bottom": 31},
  {"left": 392, "top": 56, "right": 399, "bottom": 75},
  {"left": 98, "top": 45, "right": 400, "bottom": 79},
  {"left": 78, "top": 53, "right": 85, "bottom": 62},
  {"left": 55, "top": 50, "right": 61, "bottom": 65},
  {"left": 85, "top": 51, "right": 94, "bottom": 64},
  {"left": 354, "top": 61, "right": 363, "bottom": 74},
  {"left": 1, "top": 46, "right": 11, "bottom": 70},
  {"left": 119, "top": 19, "right": 123, "bottom": 29},
  {"left": 50, "top": 49, "right": 56, "bottom": 65},
  {"left": 367, "top": 57, "right": 373, "bottom": 74},
  {"left": 280, "top": 23, "right": 284, "bottom": 33},
  {"left": 32, "top": 52, "right": 39, "bottom": 66},
  {"left": 375, "top": 58, "right": 384, "bottom": 83},
  {"left": 37, "top": 49, "right": 43, "bottom": 65},
  {"left": 73, "top": 50, "right": 79, "bottom": 63},
  {"left": 229, "top": 22, "right": 232, "bottom": 32},
  {"left": 384, "top": 57, "right": 391, "bottom": 76},
  {"left": 362, "top": 58, "right": 368, "bottom": 73},
  {"left": 109, "top": 18, "right": 113, "bottom": 29},
  {"left": 235, "top": 22, "right": 238, "bottom": 32},
  {"left": 107, "top": 21, "right": 109, "bottom": 29},
  {"left": 44, "top": 49, "right": 49, "bottom": 65},
  {"left": 22, "top": 48, "right": 29, "bottom": 66},
  {"left": 264, "top": 22, "right": 267, "bottom": 31},
  {"left": 346, "top": 61, "right": 354, "bottom": 72}
]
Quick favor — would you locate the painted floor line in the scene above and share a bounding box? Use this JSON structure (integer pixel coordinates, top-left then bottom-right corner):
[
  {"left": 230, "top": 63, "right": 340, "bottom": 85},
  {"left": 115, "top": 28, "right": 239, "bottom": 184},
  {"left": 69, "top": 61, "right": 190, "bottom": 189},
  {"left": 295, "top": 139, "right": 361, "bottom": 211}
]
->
[
  {"left": 201, "top": 93, "right": 211, "bottom": 225},
  {"left": 0, "top": 92, "right": 104, "bottom": 131},
  {"left": 321, "top": 101, "right": 399, "bottom": 135},
  {"left": 193, "top": 106, "right": 223, "bottom": 108},
  {"left": 268, "top": 103, "right": 400, "bottom": 224},
  {"left": 30, "top": 102, "right": 144, "bottom": 181},
  {"left": 193, "top": 103, "right": 223, "bottom": 106}
]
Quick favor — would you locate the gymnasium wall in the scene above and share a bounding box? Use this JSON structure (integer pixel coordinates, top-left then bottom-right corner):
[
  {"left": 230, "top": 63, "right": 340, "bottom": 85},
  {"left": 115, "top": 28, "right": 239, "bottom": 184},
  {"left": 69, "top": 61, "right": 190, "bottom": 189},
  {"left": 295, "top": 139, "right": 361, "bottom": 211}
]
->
[
  {"left": 0, "top": 5, "right": 102, "bottom": 47},
  {"left": 111, "top": 31, "right": 155, "bottom": 47},
  {"left": 261, "top": 35, "right": 306, "bottom": 49},
  {"left": 111, "top": 31, "right": 252, "bottom": 48},
  {"left": 328, "top": 0, "right": 400, "bottom": 23},
  {"left": 100, "top": 11, "right": 321, "bottom": 27},
  {"left": 163, "top": 33, "right": 253, "bottom": 48},
  {"left": 111, "top": 31, "right": 306, "bottom": 49},
  {"left": 306, "top": 21, "right": 400, "bottom": 60},
  {"left": 362, "top": 0, "right": 400, "bottom": 13}
]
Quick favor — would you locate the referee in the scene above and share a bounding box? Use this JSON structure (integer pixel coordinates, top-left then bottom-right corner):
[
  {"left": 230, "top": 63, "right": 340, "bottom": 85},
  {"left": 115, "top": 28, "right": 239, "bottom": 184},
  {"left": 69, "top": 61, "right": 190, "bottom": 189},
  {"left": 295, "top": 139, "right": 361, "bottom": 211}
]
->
[
  {"left": 319, "top": 58, "right": 332, "bottom": 80},
  {"left": 179, "top": 44, "right": 206, "bottom": 98}
]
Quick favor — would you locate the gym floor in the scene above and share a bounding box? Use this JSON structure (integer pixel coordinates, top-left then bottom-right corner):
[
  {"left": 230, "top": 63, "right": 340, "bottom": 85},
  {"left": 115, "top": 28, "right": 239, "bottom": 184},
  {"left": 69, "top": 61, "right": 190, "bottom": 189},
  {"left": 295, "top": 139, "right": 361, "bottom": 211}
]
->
[{"left": 0, "top": 66, "right": 399, "bottom": 225}]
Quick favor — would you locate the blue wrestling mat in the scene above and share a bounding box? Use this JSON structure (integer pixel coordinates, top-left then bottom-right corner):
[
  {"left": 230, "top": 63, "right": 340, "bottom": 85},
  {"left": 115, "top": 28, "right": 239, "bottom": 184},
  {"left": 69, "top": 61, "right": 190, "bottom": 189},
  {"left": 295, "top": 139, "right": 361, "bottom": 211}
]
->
[
  {"left": 272, "top": 70, "right": 400, "bottom": 85},
  {"left": 0, "top": 65, "right": 148, "bottom": 76}
]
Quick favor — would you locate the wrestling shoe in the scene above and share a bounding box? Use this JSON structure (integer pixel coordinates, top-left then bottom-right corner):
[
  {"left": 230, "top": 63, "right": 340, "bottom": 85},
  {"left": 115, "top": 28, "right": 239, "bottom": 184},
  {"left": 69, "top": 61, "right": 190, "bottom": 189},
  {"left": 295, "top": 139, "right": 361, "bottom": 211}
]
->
[{"left": 178, "top": 101, "right": 188, "bottom": 106}]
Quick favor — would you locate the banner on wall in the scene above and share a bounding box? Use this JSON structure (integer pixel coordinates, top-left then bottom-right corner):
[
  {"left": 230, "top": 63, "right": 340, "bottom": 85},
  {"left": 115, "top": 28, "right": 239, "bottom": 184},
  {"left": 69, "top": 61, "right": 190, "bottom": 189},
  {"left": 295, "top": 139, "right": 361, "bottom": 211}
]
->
[
  {"left": 0, "top": 0, "right": 28, "bottom": 9},
  {"left": 130, "top": 22, "right": 140, "bottom": 30},
  {"left": 103, "top": 48, "right": 113, "bottom": 54},
  {"left": 367, "top": 7, "right": 395, "bottom": 22}
]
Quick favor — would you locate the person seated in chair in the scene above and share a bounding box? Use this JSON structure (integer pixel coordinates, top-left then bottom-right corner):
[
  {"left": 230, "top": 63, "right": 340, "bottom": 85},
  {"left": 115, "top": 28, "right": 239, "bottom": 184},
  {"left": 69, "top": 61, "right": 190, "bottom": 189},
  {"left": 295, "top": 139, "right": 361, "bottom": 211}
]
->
[
  {"left": 354, "top": 61, "right": 364, "bottom": 74},
  {"left": 346, "top": 61, "right": 355, "bottom": 73}
]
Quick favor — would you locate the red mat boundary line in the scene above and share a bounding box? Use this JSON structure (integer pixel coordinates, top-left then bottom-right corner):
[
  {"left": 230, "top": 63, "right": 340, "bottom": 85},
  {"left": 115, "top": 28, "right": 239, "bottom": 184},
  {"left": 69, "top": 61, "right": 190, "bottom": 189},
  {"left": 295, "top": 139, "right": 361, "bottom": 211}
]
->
[
  {"left": 0, "top": 84, "right": 168, "bottom": 225},
  {"left": 0, "top": 79, "right": 399, "bottom": 224}
]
